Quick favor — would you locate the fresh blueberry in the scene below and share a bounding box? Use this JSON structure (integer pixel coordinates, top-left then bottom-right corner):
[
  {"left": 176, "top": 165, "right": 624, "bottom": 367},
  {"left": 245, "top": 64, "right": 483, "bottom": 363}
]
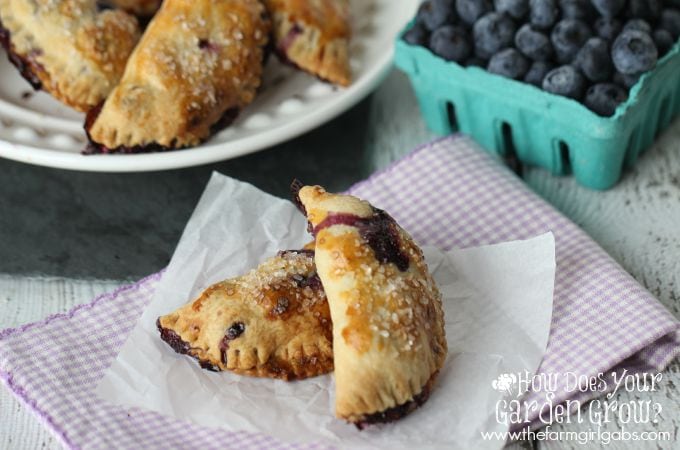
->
[
  {"left": 653, "top": 29, "right": 675, "bottom": 56},
  {"left": 584, "top": 83, "right": 628, "bottom": 116},
  {"left": 542, "top": 65, "right": 586, "bottom": 99},
  {"left": 416, "top": 2, "right": 438, "bottom": 30},
  {"left": 515, "top": 24, "right": 553, "bottom": 61},
  {"left": 524, "top": 60, "right": 555, "bottom": 86},
  {"left": 465, "top": 56, "right": 488, "bottom": 67},
  {"left": 551, "top": 19, "right": 592, "bottom": 64},
  {"left": 628, "top": 0, "right": 662, "bottom": 22},
  {"left": 613, "top": 71, "right": 641, "bottom": 88},
  {"left": 429, "top": 25, "right": 472, "bottom": 62},
  {"left": 403, "top": 22, "right": 430, "bottom": 46},
  {"left": 487, "top": 48, "right": 530, "bottom": 79},
  {"left": 611, "top": 30, "right": 658, "bottom": 75},
  {"left": 417, "top": 1, "right": 457, "bottom": 31},
  {"left": 494, "top": 0, "right": 529, "bottom": 19},
  {"left": 473, "top": 12, "right": 516, "bottom": 59},
  {"left": 456, "top": 0, "right": 493, "bottom": 26},
  {"left": 575, "top": 37, "right": 613, "bottom": 82},
  {"left": 529, "top": 0, "right": 559, "bottom": 30},
  {"left": 559, "top": 0, "right": 596, "bottom": 21},
  {"left": 594, "top": 17, "right": 622, "bottom": 41},
  {"left": 623, "top": 19, "right": 652, "bottom": 34},
  {"left": 432, "top": 0, "right": 459, "bottom": 23},
  {"left": 660, "top": 8, "right": 680, "bottom": 40},
  {"left": 591, "top": 0, "right": 625, "bottom": 18}
]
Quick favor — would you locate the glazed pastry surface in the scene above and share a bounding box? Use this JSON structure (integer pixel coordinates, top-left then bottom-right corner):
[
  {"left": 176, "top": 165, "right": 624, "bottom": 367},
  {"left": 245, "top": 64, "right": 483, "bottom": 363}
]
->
[
  {"left": 158, "top": 250, "right": 333, "bottom": 380},
  {"left": 297, "top": 185, "right": 447, "bottom": 425}
]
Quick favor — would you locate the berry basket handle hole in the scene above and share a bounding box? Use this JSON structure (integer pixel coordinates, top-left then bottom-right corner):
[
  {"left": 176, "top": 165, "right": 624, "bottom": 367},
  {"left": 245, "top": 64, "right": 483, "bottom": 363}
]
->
[
  {"left": 445, "top": 101, "right": 459, "bottom": 132},
  {"left": 556, "top": 140, "right": 572, "bottom": 175},
  {"left": 500, "top": 122, "right": 522, "bottom": 176}
]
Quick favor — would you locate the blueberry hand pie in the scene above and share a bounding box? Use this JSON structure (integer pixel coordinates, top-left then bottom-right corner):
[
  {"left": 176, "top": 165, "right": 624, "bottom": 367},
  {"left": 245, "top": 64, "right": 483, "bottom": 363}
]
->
[
  {"left": 98, "top": 0, "right": 162, "bottom": 17},
  {"left": 265, "top": 0, "right": 351, "bottom": 86},
  {"left": 85, "top": 0, "right": 270, "bottom": 152},
  {"left": 157, "top": 249, "right": 333, "bottom": 380},
  {"left": 296, "top": 185, "right": 447, "bottom": 426},
  {"left": 0, "top": 0, "right": 140, "bottom": 111}
]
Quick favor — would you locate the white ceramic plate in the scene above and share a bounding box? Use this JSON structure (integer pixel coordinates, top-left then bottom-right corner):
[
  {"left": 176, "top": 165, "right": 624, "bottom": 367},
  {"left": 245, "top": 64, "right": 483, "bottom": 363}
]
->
[{"left": 0, "top": 0, "right": 418, "bottom": 172}]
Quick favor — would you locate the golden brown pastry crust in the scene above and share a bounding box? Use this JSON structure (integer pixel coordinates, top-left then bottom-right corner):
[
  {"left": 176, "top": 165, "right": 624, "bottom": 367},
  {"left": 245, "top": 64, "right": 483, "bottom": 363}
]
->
[
  {"left": 297, "top": 185, "right": 447, "bottom": 424},
  {"left": 86, "top": 0, "right": 270, "bottom": 151},
  {"left": 157, "top": 250, "right": 333, "bottom": 381},
  {"left": 99, "top": 0, "right": 162, "bottom": 17},
  {"left": 265, "top": 0, "right": 351, "bottom": 86},
  {"left": 0, "top": 0, "right": 140, "bottom": 112}
]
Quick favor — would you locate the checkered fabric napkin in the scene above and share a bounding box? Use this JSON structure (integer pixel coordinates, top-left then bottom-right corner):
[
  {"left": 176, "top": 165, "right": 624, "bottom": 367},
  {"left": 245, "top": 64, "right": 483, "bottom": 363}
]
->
[{"left": 1, "top": 136, "right": 678, "bottom": 449}]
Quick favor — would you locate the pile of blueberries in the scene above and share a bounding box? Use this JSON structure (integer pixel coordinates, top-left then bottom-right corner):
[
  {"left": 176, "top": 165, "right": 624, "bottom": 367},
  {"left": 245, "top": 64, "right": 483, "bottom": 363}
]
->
[{"left": 404, "top": 0, "right": 680, "bottom": 116}]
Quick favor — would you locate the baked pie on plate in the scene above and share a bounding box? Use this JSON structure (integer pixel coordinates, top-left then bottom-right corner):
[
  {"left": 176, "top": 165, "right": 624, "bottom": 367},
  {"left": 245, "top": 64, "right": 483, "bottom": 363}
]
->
[
  {"left": 266, "top": 0, "right": 352, "bottom": 86},
  {"left": 0, "top": 0, "right": 140, "bottom": 111},
  {"left": 85, "top": 0, "right": 270, "bottom": 152}
]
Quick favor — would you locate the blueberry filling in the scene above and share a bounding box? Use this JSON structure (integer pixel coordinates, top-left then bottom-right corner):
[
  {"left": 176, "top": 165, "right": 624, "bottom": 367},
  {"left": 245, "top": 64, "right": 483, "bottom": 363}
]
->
[
  {"left": 219, "top": 322, "right": 246, "bottom": 364},
  {"left": 82, "top": 102, "right": 239, "bottom": 154},
  {"left": 278, "top": 248, "right": 314, "bottom": 258},
  {"left": 83, "top": 102, "right": 104, "bottom": 135},
  {"left": 273, "top": 25, "right": 342, "bottom": 84},
  {"left": 290, "top": 179, "right": 310, "bottom": 222},
  {"left": 0, "top": 20, "right": 44, "bottom": 90},
  {"left": 199, "top": 360, "right": 220, "bottom": 372},
  {"left": 0, "top": 21, "right": 10, "bottom": 51},
  {"left": 157, "top": 318, "right": 191, "bottom": 354},
  {"left": 226, "top": 322, "right": 246, "bottom": 340},
  {"left": 95, "top": 1, "right": 114, "bottom": 12},
  {"left": 312, "top": 212, "right": 362, "bottom": 234},
  {"left": 82, "top": 140, "right": 172, "bottom": 155},
  {"left": 355, "top": 377, "right": 433, "bottom": 429},
  {"left": 313, "top": 210, "right": 410, "bottom": 272},
  {"left": 198, "top": 39, "right": 220, "bottom": 52},
  {"left": 272, "top": 297, "right": 289, "bottom": 315},
  {"left": 292, "top": 271, "right": 323, "bottom": 291},
  {"left": 156, "top": 318, "right": 220, "bottom": 371},
  {"left": 278, "top": 23, "right": 303, "bottom": 57},
  {"left": 277, "top": 249, "right": 323, "bottom": 290}
]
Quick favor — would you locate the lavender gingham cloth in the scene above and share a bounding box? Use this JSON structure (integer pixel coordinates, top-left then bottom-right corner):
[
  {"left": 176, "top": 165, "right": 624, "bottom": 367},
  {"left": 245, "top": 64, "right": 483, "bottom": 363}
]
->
[{"left": 1, "top": 136, "right": 679, "bottom": 449}]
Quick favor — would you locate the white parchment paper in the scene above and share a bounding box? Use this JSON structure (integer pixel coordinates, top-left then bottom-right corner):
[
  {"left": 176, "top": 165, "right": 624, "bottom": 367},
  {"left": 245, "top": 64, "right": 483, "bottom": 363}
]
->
[{"left": 97, "top": 173, "right": 556, "bottom": 450}]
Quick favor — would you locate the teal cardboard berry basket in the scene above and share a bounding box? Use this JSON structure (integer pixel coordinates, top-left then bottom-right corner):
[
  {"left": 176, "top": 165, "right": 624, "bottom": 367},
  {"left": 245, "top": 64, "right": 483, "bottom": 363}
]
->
[{"left": 394, "top": 23, "right": 680, "bottom": 190}]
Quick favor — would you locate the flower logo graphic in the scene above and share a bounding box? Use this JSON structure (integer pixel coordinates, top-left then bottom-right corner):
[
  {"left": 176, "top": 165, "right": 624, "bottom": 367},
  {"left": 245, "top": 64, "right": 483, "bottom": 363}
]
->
[{"left": 492, "top": 373, "right": 517, "bottom": 395}]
